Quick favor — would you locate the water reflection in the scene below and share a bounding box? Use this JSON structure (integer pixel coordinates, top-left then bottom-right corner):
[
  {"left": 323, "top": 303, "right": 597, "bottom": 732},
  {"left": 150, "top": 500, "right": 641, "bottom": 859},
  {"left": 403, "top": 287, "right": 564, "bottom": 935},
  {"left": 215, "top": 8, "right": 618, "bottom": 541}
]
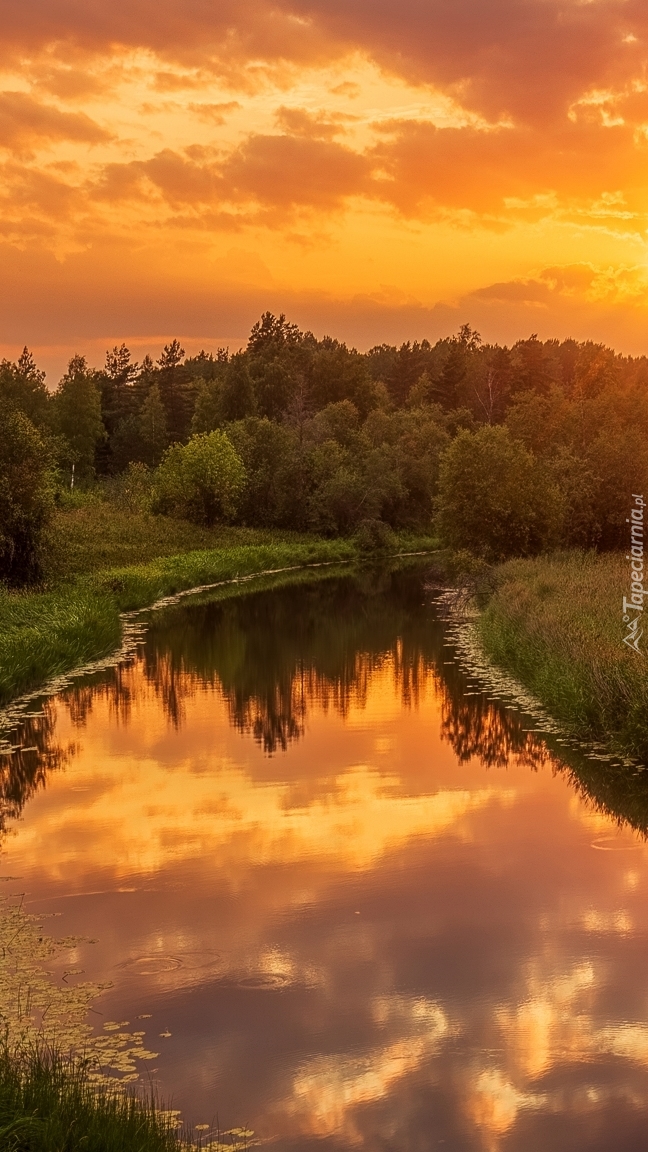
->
[
  {"left": 1, "top": 567, "right": 648, "bottom": 1152},
  {"left": 0, "top": 705, "right": 74, "bottom": 831}
]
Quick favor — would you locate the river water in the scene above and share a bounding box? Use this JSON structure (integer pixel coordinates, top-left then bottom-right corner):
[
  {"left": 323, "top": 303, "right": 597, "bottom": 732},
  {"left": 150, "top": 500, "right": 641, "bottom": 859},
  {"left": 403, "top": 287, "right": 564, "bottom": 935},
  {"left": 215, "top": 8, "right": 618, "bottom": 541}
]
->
[{"left": 2, "top": 565, "right": 648, "bottom": 1151}]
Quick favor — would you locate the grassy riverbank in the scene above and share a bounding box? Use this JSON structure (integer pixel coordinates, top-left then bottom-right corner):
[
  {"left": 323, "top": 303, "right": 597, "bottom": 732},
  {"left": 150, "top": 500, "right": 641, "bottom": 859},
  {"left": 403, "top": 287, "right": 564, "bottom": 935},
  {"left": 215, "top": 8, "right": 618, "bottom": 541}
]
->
[
  {"left": 478, "top": 551, "right": 648, "bottom": 758},
  {"left": 0, "top": 503, "right": 436, "bottom": 707},
  {"left": 0, "top": 1046, "right": 248, "bottom": 1151},
  {"left": 0, "top": 1047, "right": 184, "bottom": 1152}
]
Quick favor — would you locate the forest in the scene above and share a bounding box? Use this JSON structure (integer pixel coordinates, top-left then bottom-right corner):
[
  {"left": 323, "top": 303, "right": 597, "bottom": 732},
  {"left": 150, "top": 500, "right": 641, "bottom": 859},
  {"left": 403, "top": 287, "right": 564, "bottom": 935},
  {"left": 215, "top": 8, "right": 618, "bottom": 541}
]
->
[{"left": 2, "top": 311, "right": 647, "bottom": 585}]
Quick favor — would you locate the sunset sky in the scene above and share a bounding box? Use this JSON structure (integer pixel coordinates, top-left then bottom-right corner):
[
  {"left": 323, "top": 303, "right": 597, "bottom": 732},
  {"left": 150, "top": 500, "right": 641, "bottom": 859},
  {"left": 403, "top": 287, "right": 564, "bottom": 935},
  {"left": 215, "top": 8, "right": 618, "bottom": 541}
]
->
[{"left": 3, "top": 0, "right": 648, "bottom": 377}]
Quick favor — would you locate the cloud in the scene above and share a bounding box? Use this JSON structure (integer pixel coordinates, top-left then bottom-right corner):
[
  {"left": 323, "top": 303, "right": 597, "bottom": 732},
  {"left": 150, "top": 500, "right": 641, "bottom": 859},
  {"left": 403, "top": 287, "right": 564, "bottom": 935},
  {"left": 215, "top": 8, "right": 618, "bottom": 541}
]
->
[
  {"left": 220, "top": 132, "right": 371, "bottom": 210},
  {"left": 0, "top": 91, "right": 110, "bottom": 151},
  {"left": 274, "top": 105, "right": 352, "bottom": 140},
  {"left": 3, "top": 0, "right": 648, "bottom": 129},
  {"left": 471, "top": 279, "right": 553, "bottom": 305},
  {"left": 188, "top": 101, "right": 242, "bottom": 125}
]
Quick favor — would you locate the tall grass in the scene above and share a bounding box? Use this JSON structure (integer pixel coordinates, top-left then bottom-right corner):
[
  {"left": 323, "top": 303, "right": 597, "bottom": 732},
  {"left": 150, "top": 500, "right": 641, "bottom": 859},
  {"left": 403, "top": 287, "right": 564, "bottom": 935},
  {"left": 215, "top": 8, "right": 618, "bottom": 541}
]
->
[
  {"left": 0, "top": 1046, "right": 183, "bottom": 1152},
  {"left": 478, "top": 551, "right": 648, "bottom": 756},
  {"left": 0, "top": 1045, "right": 247, "bottom": 1151}
]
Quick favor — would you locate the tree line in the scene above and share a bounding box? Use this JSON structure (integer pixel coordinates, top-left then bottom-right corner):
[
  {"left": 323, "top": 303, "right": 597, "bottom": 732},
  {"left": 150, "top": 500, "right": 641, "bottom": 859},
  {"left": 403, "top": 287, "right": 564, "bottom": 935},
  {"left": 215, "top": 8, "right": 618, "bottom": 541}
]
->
[{"left": 2, "top": 312, "right": 648, "bottom": 583}]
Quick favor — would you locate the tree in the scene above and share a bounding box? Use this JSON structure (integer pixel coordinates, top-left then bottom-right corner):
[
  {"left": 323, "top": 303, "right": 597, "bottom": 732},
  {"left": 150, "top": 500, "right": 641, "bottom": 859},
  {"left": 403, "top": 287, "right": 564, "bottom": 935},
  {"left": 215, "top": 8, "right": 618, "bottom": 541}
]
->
[
  {"left": 153, "top": 431, "right": 246, "bottom": 525},
  {"left": 0, "top": 405, "right": 54, "bottom": 584},
  {"left": 226, "top": 417, "right": 301, "bottom": 527},
  {"left": 157, "top": 340, "right": 196, "bottom": 443},
  {"left": 220, "top": 353, "right": 255, "bottom": 421},
  {"left": 436, "top": 425, "right": 561, "bottom": 559},
  {"left": 0, "top": 347, "right": 51, "bottom": 430},
  {"left": 97, "top": 343, "right": 139, "bottom": 473},
  {"left": 158, "top": 339, "right": 185, "bottom": 371},
  {"left": 252, "top": 360, "right": 295, "bottom": 419},
  {"left": 54, "top": 355, "right": 105, "bottom": 478},
  {"left": 247, "top": 312, "right": 302, "bottom": 356},
  {"left": 192, "top": 378, "right": 223, "bottom": 434},
  {"left": 139, "top": 382, "right": 169, "bottom": 465},
  {"left": 434, "top": 327, "right": 481, "bottom": 410}
]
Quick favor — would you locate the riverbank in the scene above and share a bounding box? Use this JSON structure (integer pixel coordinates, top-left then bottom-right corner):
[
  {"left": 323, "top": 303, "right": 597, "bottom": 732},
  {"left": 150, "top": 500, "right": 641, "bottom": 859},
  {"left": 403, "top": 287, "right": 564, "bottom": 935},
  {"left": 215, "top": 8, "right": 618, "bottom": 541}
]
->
[
  {"left": 0, "top": 504, "right": 436, "bottom": 707},
  {"left": 0, "top": 1045, "right": 247, "bottom": 1152},
  {"left": 0, "top": 1046, "right": 180, "bottom": 1152},
  {"left": 477, "top": 551, "right": 648, "bottom": 759}
]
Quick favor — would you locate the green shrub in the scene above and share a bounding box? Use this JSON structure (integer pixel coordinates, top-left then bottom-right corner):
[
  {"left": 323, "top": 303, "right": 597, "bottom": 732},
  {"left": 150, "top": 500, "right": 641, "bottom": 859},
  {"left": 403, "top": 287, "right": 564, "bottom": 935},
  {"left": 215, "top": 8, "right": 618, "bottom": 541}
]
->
[
  {"left": 436, "top": 425, "right": 561, "bottom": 560},
  {"left": 353, "top": 518, "right": 396, "bottom": 554},
  {"left": 153, "top": 432, "right": 246, "bottom": 525},
  {"left": 0, "top": 407, "right": 55, "bottom": 586}
]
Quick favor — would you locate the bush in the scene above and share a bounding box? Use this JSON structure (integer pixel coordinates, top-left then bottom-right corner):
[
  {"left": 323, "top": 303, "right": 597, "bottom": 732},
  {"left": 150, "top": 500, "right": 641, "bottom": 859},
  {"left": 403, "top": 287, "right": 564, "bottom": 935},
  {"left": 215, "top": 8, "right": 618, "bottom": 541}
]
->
[
  {"left": 0, "top": 406, "right": 55, "bottom": 585},
  {"left": 104, "top": 462, "right": 153, "bottom": 514},
  {"left": 153, "top": 431, "right": 246, "bottom": 525},
  {"left": 436, "top": 425, "right": 561, "bottom": 560},
  {"left": 353, "top": 518, "right": 397, "bottom": 554}
]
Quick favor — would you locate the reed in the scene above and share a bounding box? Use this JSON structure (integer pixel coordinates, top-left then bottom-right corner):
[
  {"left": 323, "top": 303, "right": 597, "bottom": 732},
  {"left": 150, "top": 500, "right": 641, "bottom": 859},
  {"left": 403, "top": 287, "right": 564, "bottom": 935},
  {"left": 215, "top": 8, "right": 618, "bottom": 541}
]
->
[
  {"left": 478, "top": 551, "right": 648, "bottom": 757},
  {"left": 0, "top": 1045, "right": 183, "bottom": 1152}
]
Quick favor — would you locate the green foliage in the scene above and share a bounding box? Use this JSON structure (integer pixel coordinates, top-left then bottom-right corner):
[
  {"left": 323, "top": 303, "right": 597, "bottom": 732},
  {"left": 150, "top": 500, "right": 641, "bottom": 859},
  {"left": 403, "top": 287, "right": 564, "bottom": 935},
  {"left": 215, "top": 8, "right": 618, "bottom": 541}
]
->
[
  {"left": 0, "top": 349, "right": 51, "bottom": 431},
  {"left": 0, "top": 1046, "right": 184, "bottom": 1152},
  {"left": 139, "top": 383, "right": 169, "bottom": 465},
  {"left": 479, "top": 552, "right": 648, "bottom": 757},
  {"left": 220, "top": 353, "right": 255, "bottom": 422},
  {"left": 353, "top": 518, "right": 397, "bottom": 554},
  {"left": 104, "top": 462, "right": 153, "bottom": 514},
  {"left": 153, "top": 431, "right": 246, "bottom": 525},
  {"left": 436, "top": 425, "right": 561, "bottom": 560},
  {"left": 54, "top": 356, "right": 105, "bottom": 478},
  {"left": 225, "top": 417, "right": 303, "bottom": 527},
  {"left": 192, "top": 377, "right": 224, "bottom": 434},
  {"left": 6, "top": 316, "right": 648, "bottom": 563},
  {"left": 0, "top": 406, "right": 55, "bottom": 586}
]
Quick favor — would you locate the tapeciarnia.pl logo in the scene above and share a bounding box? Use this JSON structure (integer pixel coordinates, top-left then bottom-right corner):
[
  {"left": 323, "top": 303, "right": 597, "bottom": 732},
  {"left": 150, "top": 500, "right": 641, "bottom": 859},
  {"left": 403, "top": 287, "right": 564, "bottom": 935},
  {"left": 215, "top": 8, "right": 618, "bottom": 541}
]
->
[{"left": 623, "top": 493, "right": 645, "bottom": 654}]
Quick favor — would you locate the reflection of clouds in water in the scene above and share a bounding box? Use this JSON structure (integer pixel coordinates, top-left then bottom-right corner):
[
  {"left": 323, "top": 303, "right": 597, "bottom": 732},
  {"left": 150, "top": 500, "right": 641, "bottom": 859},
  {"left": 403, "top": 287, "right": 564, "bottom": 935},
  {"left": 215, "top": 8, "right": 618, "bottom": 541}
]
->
[
  {"left": 284, "top": 997, "right": 451, "bottom": 1142},
  {"left": 5, "top": 734, "right": 509, "bottom": 877},
  {"left": 469, "top": 1069, "right": 545, "bottom": 1151},
  {"left": 5, "top": 573, "right": 648, "bottom": 1148}
]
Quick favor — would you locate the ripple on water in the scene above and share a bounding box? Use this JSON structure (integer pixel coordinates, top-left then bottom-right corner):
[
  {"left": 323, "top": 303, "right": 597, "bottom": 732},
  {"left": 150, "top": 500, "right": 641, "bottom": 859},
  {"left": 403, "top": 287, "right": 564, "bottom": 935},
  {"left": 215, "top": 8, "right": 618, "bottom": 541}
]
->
[
  {"left": 119, "top": 956, "right": 184, "bottom": 975},
  {"left": 591, "top": 837, "right": 643, "bottom": 852}
]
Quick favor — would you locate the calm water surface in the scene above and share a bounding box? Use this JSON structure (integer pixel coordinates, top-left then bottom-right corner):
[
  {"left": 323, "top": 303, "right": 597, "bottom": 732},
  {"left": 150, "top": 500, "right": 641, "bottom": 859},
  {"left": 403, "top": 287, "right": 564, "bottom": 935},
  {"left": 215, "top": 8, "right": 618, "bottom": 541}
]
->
[{"left": 2, "top": 567, "right": 648, "bottom": 1151}]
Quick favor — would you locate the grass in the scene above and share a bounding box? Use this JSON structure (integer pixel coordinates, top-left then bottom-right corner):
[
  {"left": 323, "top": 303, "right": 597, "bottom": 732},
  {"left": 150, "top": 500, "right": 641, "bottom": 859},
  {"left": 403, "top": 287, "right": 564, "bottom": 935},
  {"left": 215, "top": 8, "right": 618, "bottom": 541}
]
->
[
  {"left": 0, "top": 1047, "right": 181, "bottom": 1152},
  {"left": 0, "top": 1045, "right": 244, "bottom": 1152},
  {"left": 0, "top": 501, "right": 437, "bottom": 707},
  {"left": 478, "top": 550, "right": 648, "bottom": 758},
  {"left": 45, "top": 503, "right": 287, "bottom": 579}
]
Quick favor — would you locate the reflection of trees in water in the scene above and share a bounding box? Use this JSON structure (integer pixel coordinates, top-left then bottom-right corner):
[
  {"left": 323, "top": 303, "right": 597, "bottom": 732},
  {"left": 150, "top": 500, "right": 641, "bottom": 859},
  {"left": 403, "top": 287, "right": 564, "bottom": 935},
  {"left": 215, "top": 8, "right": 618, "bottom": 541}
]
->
[
  {"left": 0, "top": 705, "right": 74, "bottom": 832},
  {"left": 133, "top": 570, "right": 443, "bottom": 752},
  {"left": 439, "top": 683, "right": 549, "bottom": 770},
  {"left": 63, "top": 664, "right": 138, "bottom": 731},
  {"left": 561, "top": 755, "right": 648, "bottom": 839},
  {"left": 6, "top": 565, "right": 648, "bottom": 837}
]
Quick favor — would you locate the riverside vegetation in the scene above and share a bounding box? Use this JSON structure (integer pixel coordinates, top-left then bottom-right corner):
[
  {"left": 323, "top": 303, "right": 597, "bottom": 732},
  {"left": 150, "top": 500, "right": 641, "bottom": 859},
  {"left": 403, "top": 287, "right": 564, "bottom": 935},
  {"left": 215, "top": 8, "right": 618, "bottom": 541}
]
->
[
  {"left": 0, "top": 1047, "right": 182, "bottom": 1152},
  {"left": 2, "top": 315, "right": 648, "bottom": 1149},
  {"left": 2, "top": 313, "right": 648, "bottom": 733},
  {"left": 477, "top": 550, "right": 648, "bottom": 760}
]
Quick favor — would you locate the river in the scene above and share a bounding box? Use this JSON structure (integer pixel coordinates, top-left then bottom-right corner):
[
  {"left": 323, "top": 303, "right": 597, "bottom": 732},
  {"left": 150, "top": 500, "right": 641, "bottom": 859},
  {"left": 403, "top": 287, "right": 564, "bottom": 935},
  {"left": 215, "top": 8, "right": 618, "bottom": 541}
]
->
[{"left": 1, "top": 564, "right": 648, "bottom": 1151}]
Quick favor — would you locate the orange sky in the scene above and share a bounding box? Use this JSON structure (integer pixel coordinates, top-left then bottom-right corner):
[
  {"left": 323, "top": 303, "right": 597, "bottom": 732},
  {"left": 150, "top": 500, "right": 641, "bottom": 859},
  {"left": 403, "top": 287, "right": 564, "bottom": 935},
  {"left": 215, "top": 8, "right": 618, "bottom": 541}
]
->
[{"left": 3, "top": 0, "right": 648, "bottom": 377}]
